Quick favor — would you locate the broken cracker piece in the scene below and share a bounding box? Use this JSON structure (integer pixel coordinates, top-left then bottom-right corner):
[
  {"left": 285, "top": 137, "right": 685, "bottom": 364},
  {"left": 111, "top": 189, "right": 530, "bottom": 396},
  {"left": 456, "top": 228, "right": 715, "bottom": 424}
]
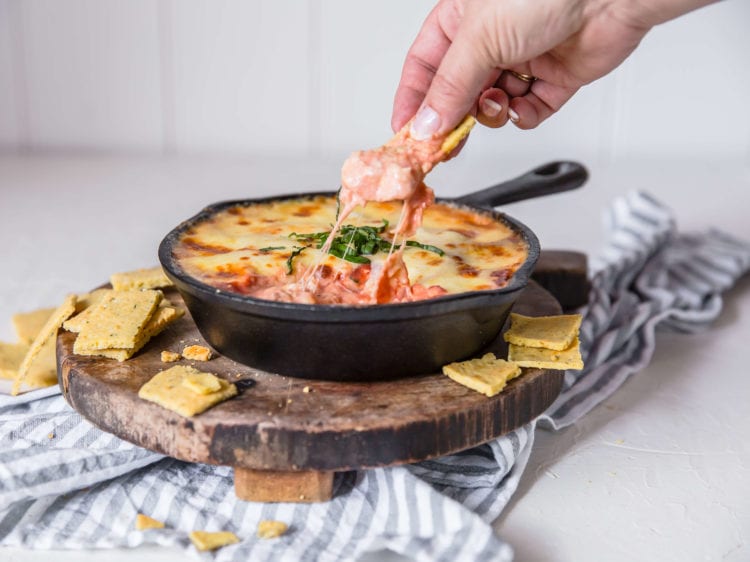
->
[
  {"left": 13, "top": 295, "right": 76, "bottom": 395},
  {"left": 73, "top": 290, "right": 162, "bottom": 352},
  {"left": 12, "top": 308, "right": 56, "bottom": 344},
  {"left": 442, "top": 353, "right": 522, "bottom": 397},
  {"left": 257, "top": 520, "right": 288, "bottom": 539},
  {"left": 182, "top": 345, "right": 212, "bottom": 361},
  {"left": 508, "top": 336, "right": 584, "bottom": 370},
  {"left": 110, "top": 266, "right": 172, "bottom": 292},
  {"left": 503, "top": 313, "right": 582, "bottom": 351},
  {"left": 138, "top": 365, "right": 237, "bottom": 417},
  {"left": 161, "top": 350, "right": 181, "bottom": 363},
  {"left": 135, "top": 514, "right": 165, "bottom": 530},
  {"left": 189, "top": 530, "right": 240, "bottom": 551}
]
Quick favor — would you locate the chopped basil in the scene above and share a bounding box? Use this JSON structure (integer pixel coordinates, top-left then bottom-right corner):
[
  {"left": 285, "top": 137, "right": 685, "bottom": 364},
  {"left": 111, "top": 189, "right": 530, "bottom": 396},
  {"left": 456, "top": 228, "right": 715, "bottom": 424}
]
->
[
  {"left": 259, "top": 246, "right": 286, "bottom": 252},
  {"left": 286, "top": 218, "right": 444, "bottom": 270},
  {"left": 286, "top": 246, "right": 306, "bottom": 274}
]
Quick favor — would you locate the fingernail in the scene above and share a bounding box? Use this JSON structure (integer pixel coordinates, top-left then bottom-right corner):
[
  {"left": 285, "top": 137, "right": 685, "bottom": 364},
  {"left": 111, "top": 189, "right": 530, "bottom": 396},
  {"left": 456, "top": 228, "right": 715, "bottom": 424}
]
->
[
  {"left": 508, "top": 108, "right": 520, "bottom": 123},
  {"left": 411, "top": 105, "right": 440, "bottom": 140},
  {"left": 481, "top": 98, "right": 502, "bottom": 117}
]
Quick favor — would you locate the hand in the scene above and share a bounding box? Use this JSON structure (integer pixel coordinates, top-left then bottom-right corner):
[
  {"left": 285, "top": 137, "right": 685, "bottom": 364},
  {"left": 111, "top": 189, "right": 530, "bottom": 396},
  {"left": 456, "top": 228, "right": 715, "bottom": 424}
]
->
[{"left": 392, "top": 0, "right": 713, "bottom": 137}]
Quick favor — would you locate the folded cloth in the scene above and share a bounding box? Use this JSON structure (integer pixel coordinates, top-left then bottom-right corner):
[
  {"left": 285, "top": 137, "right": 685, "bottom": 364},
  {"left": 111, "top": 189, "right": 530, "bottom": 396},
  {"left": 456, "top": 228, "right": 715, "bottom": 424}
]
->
[{"left": 0, "top": 192, "right": 748, "bottom": 562}]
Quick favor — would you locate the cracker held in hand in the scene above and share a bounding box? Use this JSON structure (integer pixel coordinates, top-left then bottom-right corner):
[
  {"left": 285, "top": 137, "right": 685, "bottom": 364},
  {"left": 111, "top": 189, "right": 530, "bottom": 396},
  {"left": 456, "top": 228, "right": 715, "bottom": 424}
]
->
[
  {"left": 138, "top": 365, "right": 237, "bottom": 417},
  {"left": 189, "top": 530, "right": 240, "bottom": 551},
  {"left": 508, "top": 336, "right": 584, "bottom": 370},
  {"left": 110, "top": 266, "right": 173, "bottom": 291},
  {"left": 12, "top": 295, "right": 77, "bottom": 395},
  {"left": 503, "top": 313, "right": 582, "bottom": 351},
  {"left": 73, "top": 290, "right": 162, "bottom": 352},
  {"left": 442, "top": 353, "right": 522, "bottom": 397}
]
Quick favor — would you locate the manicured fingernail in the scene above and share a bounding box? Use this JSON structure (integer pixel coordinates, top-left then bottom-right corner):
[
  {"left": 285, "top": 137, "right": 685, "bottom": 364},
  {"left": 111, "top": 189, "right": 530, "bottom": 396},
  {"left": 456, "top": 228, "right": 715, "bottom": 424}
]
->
[
  {"left": 411, "top": 105, "right": 440, "bottom": 140},
  {"left": 508, "top": 108, "right": 520, "bottom": 123},
  {"left": 482, "top": 98, "right": 502, "bottom": 117}
]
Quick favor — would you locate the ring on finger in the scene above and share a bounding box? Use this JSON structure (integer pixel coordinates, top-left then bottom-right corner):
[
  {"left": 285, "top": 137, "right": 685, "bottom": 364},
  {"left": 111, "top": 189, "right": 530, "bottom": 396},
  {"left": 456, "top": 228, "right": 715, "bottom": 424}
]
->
[{"left": 507, "top": 70, "right": 537, "bottom": 83}]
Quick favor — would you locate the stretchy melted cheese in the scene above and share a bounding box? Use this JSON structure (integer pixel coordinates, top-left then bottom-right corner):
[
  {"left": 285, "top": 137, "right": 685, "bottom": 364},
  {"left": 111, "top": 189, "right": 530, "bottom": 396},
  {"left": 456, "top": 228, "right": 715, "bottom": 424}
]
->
[{"left": 173, "top": 196, "right": 527, "bottom": 305}]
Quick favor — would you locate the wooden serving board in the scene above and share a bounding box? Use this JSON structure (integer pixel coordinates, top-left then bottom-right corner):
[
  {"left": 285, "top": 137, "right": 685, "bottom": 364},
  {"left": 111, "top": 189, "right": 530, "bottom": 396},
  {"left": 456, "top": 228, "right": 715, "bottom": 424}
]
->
[{"left": 59, "top": 254, "right": 585, "bottom": 503}]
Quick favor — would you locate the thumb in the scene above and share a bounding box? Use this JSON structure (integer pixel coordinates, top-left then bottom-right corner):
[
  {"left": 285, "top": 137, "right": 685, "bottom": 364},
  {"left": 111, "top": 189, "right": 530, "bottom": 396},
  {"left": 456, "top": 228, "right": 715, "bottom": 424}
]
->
[{"left": 410, "top": 18, "right": 497, "bottom": 140}]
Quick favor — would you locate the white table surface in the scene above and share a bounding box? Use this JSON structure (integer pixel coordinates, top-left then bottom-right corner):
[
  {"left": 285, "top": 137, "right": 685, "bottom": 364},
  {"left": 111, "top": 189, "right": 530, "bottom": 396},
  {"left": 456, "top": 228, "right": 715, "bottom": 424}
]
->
[{"left": 1, "top": 153, "right": 748, "bottom": 562}]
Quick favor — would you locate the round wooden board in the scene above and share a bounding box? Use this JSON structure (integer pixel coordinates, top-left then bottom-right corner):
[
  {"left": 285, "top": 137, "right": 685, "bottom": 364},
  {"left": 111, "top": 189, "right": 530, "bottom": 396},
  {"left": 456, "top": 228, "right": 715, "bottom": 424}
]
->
[{"left": 59, "top": 281, "right": 562, "bottom": 472}]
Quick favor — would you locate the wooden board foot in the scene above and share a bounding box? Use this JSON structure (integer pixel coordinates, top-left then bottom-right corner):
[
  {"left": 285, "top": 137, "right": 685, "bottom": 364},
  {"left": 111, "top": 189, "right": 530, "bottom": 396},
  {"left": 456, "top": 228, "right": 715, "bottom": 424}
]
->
[{"left": 234, "top": 467, "right": 334, "bottom": 503}]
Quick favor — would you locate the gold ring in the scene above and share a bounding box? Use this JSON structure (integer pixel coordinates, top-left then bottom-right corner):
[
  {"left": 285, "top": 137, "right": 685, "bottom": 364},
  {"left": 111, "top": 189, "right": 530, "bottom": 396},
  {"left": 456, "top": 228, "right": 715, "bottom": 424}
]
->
[{"left": 508, "top": 70, "right": 537, "bottom": 83}]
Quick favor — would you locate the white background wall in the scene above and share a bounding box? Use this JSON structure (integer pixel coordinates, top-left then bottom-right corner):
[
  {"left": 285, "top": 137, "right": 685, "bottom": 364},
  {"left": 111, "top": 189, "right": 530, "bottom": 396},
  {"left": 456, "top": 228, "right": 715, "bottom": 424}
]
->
[{"left": 0, "top": 0, "right": 748, "bottom": 166}]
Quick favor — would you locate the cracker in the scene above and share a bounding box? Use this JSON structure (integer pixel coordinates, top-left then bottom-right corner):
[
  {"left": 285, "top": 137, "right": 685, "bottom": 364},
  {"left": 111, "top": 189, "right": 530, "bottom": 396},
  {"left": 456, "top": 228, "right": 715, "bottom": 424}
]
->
[
  {"left": 508, "top": 336, "right": 584, "bottom": 370},
  {"left": 442, "top": 353, "right": 522, "bottom": 397},
  {"left": 135, "top": 514, "right": 165, "bottom": 530},
  {"left": 182, "top": 371, "right": 222, "bottom": 394},
  {"left": 0, "top": 342, "right": 29, "bottom": 380},
  {"left": 138, "top": 365, "right": 237, "bottom": 417},
  {"left": 110, "top": 267, "right": 172, "bottom": 291},
  {"left": 65, "top": 290, "right": 116, "bottom": 332},
  {"left": 12, "top": 308, "right": 56, "bottom": 344},
  {"left": 73, "top": 290, "right": 162, "bottom": 352},
  {"left": 182, "top": 345, "right": 212, "bottom": 361},
  {"left": 75, "top": 305, "right": 183, "bottom": 361},
  {"left": 74, "top": 288, "right": 113, "bottom": 314},
  {"left": 12, "top": 295, "right": 76, "bottom": 395},
  {"left": 503, "top": 313, "right": 582, "bottom": 351},
  {"left": 189, "top": 530, "right": 240, "bottom": 551},
  {"left": 24, "top": 338, "right": 58, "bottom": 388},
  {"left": 257, "top": 520, "right": 288, "bottom": 539},
  {"left": 160, "top": 350, "right": 181, "bottom": 363}
]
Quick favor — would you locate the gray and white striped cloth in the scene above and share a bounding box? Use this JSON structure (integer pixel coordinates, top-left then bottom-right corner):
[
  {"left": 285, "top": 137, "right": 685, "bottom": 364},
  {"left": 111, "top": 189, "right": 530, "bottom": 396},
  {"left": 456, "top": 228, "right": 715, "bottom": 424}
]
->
[{"left": 1, "top": 192, "right": 748, "bottom": 561}]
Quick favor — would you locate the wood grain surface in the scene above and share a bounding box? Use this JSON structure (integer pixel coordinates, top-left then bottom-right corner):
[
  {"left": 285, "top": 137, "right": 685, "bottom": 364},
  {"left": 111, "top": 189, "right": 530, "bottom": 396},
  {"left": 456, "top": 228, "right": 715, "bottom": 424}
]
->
[{"left": 59, "top": 280, "right": 563, "bottom": 472}]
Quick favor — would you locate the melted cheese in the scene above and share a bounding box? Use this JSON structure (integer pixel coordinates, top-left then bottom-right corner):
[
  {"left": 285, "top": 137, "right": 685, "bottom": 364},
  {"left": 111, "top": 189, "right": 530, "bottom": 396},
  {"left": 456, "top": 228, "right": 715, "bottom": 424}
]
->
[{"left": 173, "top": 196, "right": 528, "bottom": 305}]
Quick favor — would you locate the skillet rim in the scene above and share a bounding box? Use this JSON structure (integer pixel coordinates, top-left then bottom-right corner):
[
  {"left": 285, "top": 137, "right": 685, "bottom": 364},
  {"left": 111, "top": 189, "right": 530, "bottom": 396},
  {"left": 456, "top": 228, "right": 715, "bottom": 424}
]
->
[{"left": 158, "top": 191, "right": 540, "bottom": 322}]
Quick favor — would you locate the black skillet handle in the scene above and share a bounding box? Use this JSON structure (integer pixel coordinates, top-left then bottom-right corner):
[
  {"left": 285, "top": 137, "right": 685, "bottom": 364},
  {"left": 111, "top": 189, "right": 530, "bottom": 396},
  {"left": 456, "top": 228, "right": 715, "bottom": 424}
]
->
[{"left": 454, "top": 161, "right": 588, "bottom": 209}]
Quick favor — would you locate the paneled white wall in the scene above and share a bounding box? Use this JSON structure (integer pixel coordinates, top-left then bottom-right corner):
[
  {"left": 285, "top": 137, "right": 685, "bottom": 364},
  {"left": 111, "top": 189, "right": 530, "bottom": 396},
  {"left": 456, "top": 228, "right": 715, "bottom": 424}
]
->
[{"left": 0, "top": 0, "right": 748, "bottom": 162}]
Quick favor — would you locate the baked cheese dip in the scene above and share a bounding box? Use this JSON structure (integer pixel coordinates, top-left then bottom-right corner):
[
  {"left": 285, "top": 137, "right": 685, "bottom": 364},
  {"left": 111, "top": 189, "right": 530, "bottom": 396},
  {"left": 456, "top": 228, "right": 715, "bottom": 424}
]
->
[{"left": 172, "top": 195, "right": 528, "bottom": 306}]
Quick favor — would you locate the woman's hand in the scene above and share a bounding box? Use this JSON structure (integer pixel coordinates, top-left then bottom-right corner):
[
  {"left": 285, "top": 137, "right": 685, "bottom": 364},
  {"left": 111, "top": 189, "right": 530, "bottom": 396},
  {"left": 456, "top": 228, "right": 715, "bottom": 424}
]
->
[{"left": 392, "top": 0, "right": 714, "bottom": 138}]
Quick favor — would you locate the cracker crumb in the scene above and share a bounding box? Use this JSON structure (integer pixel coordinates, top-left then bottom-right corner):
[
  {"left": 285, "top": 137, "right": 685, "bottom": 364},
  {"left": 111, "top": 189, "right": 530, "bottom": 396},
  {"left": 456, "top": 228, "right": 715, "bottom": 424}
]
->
[
  {"left": 47, "top": 432, "right": 55, "bottom": 439},
  {"left": 257, "top": 520, "right": 288, "bottom": 539},
  {"left": 182, "top": 345, "right": 212, "bottom": 361},
  {"left": 135, "top": 513, "right": 165, "bottom": 530},
  {"left": 302, "top": 386, "right": 311, "bottom": 393},
  {"left": 189, "top": 530, "right": 239, "bottom": 551},
  {"left": 161, "top": 350, "right": 181, "bottom": 363}
]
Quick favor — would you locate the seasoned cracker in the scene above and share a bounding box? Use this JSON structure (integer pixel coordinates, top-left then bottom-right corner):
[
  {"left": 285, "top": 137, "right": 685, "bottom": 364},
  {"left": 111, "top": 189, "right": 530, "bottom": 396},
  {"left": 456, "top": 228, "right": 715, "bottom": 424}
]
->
[
  {"left": 442, "top": 353, "right": 522, "bottom": 397},
  {"left": 110, "top": 267, "right": 172, "bottom": 291},
  {"left": 135, "top": 514, "right": 165, "bottom": 530},
  {"left": 189, "top": 530, "right": 240, "bottom": 551},
  {"left": 508, "top": 336, "right": 584, "bottom": 370},
  {"left": 160, "top": 350, "right": 181, "bottom": 363},
  {"left": 12, "top": 308, "right": 56, "bottom": 344},
  {"left": 138, "top": 365, "right": 237, "bottom": 417},
  {"left": 75, "top": 305, "right": 183, "bottom": 361},
  {"left": 74, "top": 288, "right": 113, "bottom": 314},
  {"left": 503, "top": 313, "right": 582, "bottom": 351},
  {"left": 13, "top": 295, "right": 76, "bottom": 395},
  {"left": 257, "top": 520, "right": 288, "bottom": 539},
  {"left": 73, "top": 290, "right": 162, "bottom": 352},
  {"left": 182, "top": 345, "right": 212, "bottom": 361},
  {"left": 65, "top": 290, "right": 116, "bottom": 332}
]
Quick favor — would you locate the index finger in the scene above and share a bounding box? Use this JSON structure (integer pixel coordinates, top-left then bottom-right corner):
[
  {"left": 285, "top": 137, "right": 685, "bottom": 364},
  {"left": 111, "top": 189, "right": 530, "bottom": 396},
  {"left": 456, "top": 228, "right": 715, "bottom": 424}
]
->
[{"left": 391, "top": 2, "right": 459, "bottom": 132}]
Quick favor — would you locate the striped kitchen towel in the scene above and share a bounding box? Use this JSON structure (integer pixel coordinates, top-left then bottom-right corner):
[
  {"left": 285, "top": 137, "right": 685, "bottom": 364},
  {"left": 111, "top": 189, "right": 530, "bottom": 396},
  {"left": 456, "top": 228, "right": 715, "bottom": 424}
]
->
[{"left": 0, "top": 192, "right": 748, "bottom": 562}]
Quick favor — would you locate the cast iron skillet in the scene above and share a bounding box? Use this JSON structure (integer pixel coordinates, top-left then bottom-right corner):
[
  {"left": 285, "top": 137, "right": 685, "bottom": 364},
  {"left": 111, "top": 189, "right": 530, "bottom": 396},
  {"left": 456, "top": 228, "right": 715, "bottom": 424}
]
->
[{"left": 159, "top": 160, "right": 587, "bottom": 381}]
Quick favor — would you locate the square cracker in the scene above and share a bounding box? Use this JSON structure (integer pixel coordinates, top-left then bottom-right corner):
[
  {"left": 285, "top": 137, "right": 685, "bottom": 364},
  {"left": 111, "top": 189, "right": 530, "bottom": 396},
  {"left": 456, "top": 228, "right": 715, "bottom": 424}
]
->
[
  {"left": 442, "top": 353, "right": 522, "bottom": 397},
  {"left": 12, "top": 294, "right": 77, "bottom": 395},
  {"left": 12, "top": 308, "right": 56, "bottom": 344},
  {"left": 138, "top": 365, "right": 237, "bottom": 417},
  {"left": 110, "top": 267, "right": 172, "bottom": 291},
  {"left": 503, "top": 313, "right": 582, "bottom": 351},
  {"left": 508, "top": 336, "right": 584, "bottom": 370},
  {"left": 73, "top": 290, "right": 162, "bottom": 352},
  {"left": 75, "top": 305, "right": 183, "bottom": 361},
  {"left": 0, "top": 341, "right": 29, "bottom": 379}
]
